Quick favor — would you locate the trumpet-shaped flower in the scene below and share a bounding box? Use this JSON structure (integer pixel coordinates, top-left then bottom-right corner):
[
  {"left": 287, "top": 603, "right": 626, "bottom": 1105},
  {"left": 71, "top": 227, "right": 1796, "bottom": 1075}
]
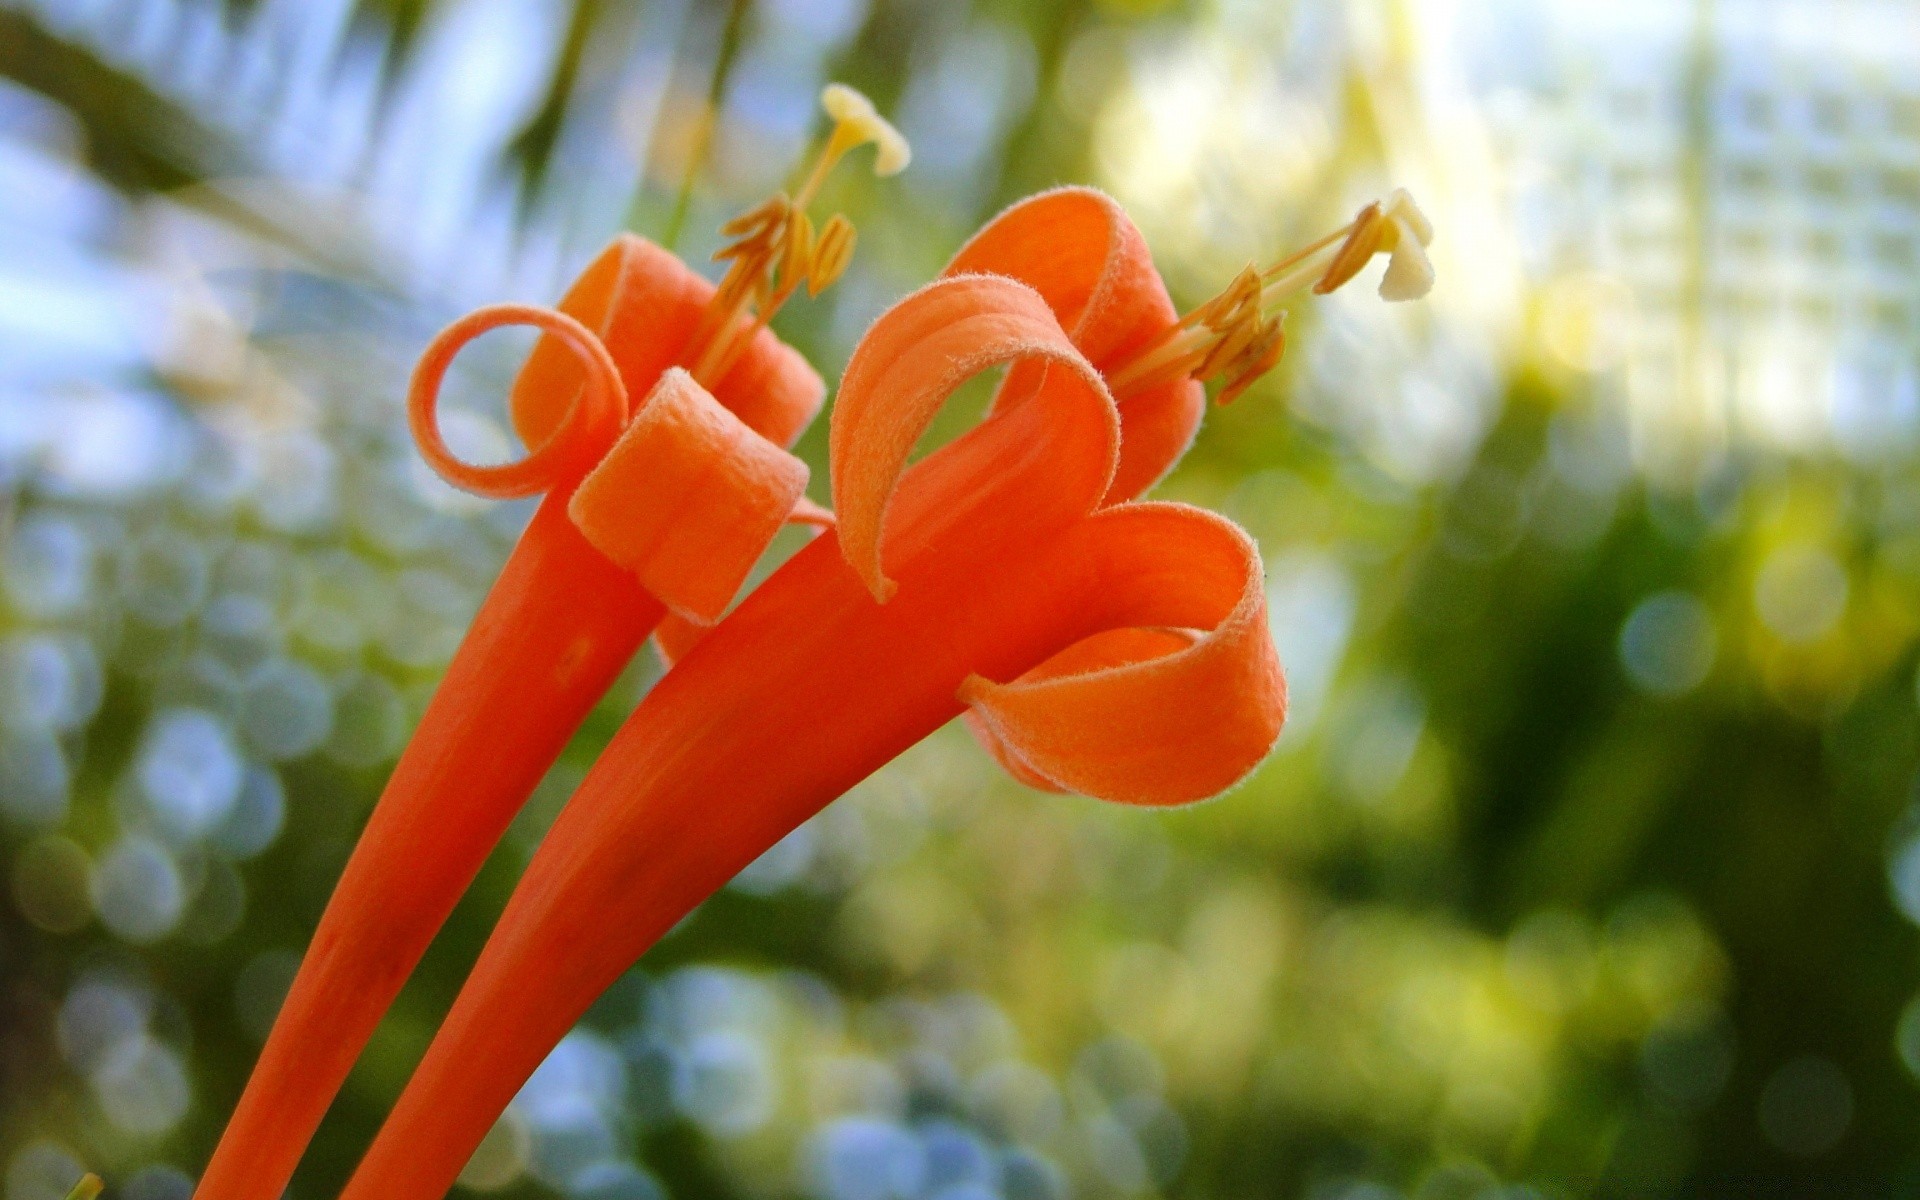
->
[
  {"left": 335, "top": 185, "right": 1431, "bottom": 1200},
  {"left": 193, "top": 86, "right": 906, "bottom": 1200}
]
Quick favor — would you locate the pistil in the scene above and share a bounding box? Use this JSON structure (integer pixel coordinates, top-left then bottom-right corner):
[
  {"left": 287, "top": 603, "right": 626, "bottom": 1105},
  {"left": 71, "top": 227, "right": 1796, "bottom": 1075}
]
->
[{"left": 686, "top": 84, "right": 908, "bottom": 388}]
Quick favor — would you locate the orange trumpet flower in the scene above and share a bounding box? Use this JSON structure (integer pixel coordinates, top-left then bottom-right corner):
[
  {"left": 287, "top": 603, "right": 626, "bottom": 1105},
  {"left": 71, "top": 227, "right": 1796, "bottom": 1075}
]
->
[
  {"left": 339, "top": 185, "right": 1432, "bottom": 1200},
  {"left": 194, "top": 87, "right": 907, "bottom": 1200}
]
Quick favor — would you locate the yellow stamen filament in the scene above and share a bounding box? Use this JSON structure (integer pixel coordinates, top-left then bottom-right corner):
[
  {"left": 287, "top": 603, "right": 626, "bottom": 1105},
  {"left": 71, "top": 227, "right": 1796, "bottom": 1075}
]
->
[
  {"left": 686, "top": 84, "right": 907, "bottom": 388},
  {"left": 1107, "top": 189, "right": 1434, "bottom": 405},
  {"left": 65, "top": 1176, "right": 103, "bottom": 1200}
]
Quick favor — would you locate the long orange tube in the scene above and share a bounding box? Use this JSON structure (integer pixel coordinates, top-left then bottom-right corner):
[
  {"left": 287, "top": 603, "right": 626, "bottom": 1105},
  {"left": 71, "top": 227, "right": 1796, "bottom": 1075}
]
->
[
  {"left": 194, "top": 239, "right": 822, "bottom": 1200},
  {"left": 194, "top": 495, "right": 658, "bottom": 1200},
  {"left": 341, "top": 203, "right": 1287, "bottom": 1198},
  {"left": 341, "top": 393, "right": 1228, "bottom": 1200}
]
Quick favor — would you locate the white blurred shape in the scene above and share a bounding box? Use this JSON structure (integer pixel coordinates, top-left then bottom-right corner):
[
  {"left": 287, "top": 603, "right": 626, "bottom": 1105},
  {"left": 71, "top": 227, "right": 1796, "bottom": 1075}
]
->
[
  {"left": 1329, "top": 677, "right": 1427, "bottom": 801},
  {"left": 457, "top": 1108, "right": 531, "bottom": 1192},
  {"left": 657, "top": 966, "right": 780, "bottom": 1040},
  {"left": 762, "top": 0, "right": 868, "bottom": 48},
  {"left": 209, "top": 765, "right": 285, "bottom": 860},
  {"left": 1618, "top": 591, "right": 1717, "bottom": 696},
  {"left": 1895, "top": 991, "right": 1920, "bottom": 1081},
  {"left": 239, "top": 658, "right": 333, "bottom": 760},
  {"left": 91, "top": 1034, "right": 191, "bottom": 1136},
  {"left": 2, "top": 513, "right": 93, "bottom": 619},
  {"left": 118, "top": 1165, "right": 195, "bottom": 1200},
  {"left": 43, "top": 390, "right": 190, "bottom": 499},
  {"left": 0, "top": 75, "right": 84, "bottom": 156},
  {"left": 521, "top": 1030, "right": 629, "bottom": 1120},
  {"left": 119, "top": 527, "right": 210, "bottom": 627},
  {"left": 673, "top": 1030, "right": 776, "bottom": 1136},
  {"left": 570, "top": 1161, "right": 665, "bottom": 1200},
  {"left": 91, "top": 835, "right": 186, "bottom": 942},
  {"left": 804, "top": 1116, "right": 927, "bottom": 1200},
  {"left": 917, "top": 1119, "right": 997, "bottom": 1194},
  {"left": 0, "top": 633, "right": 102, "bottom": 732},
  {"left": 250, "top": 430, "right": 338, "bottom": 532},
  {"left": 58, "top": 974, "right": 152, "bottom": 1072},
  {"left": 967, "top": 1061, "right": 1063, "bottom": 1146},
  {"left": 523, "top": 1092, "right": 618, "bottom": 1190},
  {"left": 1083, "top": 1114, "right": 1149, "bottom": 1193},
  {"left": 136, "top": 708, "right": 245, "bottom": 839},
  {"left": 1265, "top": 550, "right": 1356, "bottom": 740},
  {"left": 1753, "top": 543, "right": 1848, "bottom": 644},
  {"left": 0, "top": 134, "right": 118, "bottom": 240},
  {"left": 996, "top": 1149, "right": 1066, "bottom": 1200},
  {"left": 364, "top": 0, "right": 570, "bottom": 290},
  {"left": 0, "top": 731, "right": 70, "bottom": 827},
  {"left": 899, "top": 23, "right": 1035, "bottom": 206},
  {"left": 4, "top": 1141, "right": 86, "bottom": 1200},
  {"left": 0, "top": 264, "right": 151, "bottom": 383},
  {"left": 731, "top": 819, "right": 818, "bottom": 894},
  {"left": 408, "top": 408, "right": 511, "bottom": 515}
]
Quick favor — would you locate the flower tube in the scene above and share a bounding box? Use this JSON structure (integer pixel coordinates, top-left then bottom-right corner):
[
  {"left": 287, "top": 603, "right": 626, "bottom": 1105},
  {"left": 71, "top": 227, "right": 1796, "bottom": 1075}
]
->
[
  {"left": 193, "top": 87, "right": 907, "bottom": 1200},
  {"left": 340, "top": 186, "right": 1432, "bottom": 1200}
]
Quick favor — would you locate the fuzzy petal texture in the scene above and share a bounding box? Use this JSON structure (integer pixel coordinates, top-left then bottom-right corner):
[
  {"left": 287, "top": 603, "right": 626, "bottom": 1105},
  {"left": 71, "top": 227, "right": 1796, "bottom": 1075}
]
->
[
  {"left": 960, "top": 503, "right": 1284, "bottom": 806},
  {"left": 410, "top": 305, "right": 630, "bottom": 498},
  {"left": 195, "top": 240, "right": 823, "bottom": 1200},
  {"left": 653, "top": 497, "right": 836, "bottom": 665},
  {"left": 570, "top": 368, "right": 809, "bottom": 623},
  {"left": 513, "top": 234, "right": 824, "bottom": 452},
  {"left": 962, "top": 626, "right": 1197, "bottom": 793},
  {"left": 945, "top": 187, "right": 1203, "bottom": 504},
  {"left": 335, "top": 213, "right": 1286, "bottom": 1200},
  {"left": 830, "top": 272, "right": 1117, "bottom": 602}
]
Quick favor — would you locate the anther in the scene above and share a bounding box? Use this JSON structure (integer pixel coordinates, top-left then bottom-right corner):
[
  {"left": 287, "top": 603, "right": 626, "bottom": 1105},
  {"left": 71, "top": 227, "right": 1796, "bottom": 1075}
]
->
[
  {"left": 686, "top": 85, "right": 908, "bottom": 389},
  {"left": 1106, "top": 190, "right": 1433, "bottom": 405}
]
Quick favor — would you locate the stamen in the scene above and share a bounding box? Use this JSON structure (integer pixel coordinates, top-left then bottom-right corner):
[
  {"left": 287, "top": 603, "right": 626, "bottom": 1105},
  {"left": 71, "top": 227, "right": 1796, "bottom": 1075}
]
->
[
  {"left": 1107, "top": 190, "right": 1433, "bottom": 405},
  {"left": 686, "top": 84, "right": 909, "bottom": 389},
  {"left": 808, "top": 215, "right": 857, "bottom": 295},
  {"left": 64, "top": 1177, "right": 103, "bottom": 1200}
]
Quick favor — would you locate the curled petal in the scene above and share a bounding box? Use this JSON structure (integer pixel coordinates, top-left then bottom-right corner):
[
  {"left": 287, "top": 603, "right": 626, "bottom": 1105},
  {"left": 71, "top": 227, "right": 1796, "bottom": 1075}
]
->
[
  {"left": 963, "top": 627, "right": 1197, "bottom": 793},
  {"left": 513, "top": 235, "right": 824, "bottom": 452},
  {"left": 959, "top": 503, "right": 1285, "bottom": 806},
  {"left": 946, "top": 187, "right": 1202, "bottom": 504},
  {"left": 830, "top": 273, "right": 1117, "bottom": 602},
  {"left": 653, "top": 496, "right": 836, "bottom": 666},
  {"left": 409, "top": 304, "right": 627, "bottom": 499},
  {"left": 568, "top": 369, "right": 809, "bottom": 624}
]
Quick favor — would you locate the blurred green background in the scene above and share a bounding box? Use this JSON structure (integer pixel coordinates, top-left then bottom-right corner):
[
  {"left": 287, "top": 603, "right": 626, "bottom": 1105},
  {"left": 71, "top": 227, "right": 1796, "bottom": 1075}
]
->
[{"left": 2, "top": 0, "right": 1919, "bottom": 1196}]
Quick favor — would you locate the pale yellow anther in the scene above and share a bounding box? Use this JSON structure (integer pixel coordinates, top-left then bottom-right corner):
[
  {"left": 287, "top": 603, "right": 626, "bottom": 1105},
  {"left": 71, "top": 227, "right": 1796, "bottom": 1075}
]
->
[
  {"left": 808, "top": 215, "right": 856, "bottom": 295},
  {"left": 1311, "top": 190, "right": 1435, "bottom": 301},
  {"left": 1217, "top": 317, "right": 1286, "bottom": 407},
  {"left": 1386, "top": 188, "right": 1433, "bottom": 244},
  {"left": 1376, "top": 189, "right": 1435, "bottom": 302},
  {"left": 781, "top": 208, "right": 814, "bottom": 291},
  {"left": 685, "top": 85, "right": 909, "bottom": 388},
  {"left": 820, "top": 83, "right": 911, "bottom": 178},
  {"left": 1106, "top": 188, "right": 1433, "bottom": 404}
]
